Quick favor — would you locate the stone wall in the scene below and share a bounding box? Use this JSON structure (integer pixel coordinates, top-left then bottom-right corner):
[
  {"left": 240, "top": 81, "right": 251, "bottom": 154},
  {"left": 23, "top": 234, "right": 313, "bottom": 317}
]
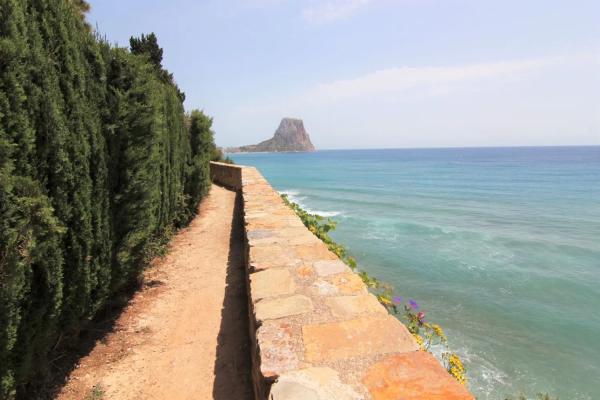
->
[
  {"left": 210, "top": 161, "right": 243, "bottom": 190},
  {"left": 210, "top": 161, "right": 474, "bottom": 400}
]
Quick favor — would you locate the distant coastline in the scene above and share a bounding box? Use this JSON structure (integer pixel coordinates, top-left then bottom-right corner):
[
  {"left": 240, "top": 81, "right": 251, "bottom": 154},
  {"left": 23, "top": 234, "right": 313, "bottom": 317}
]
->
[{"left": 225, "top": 149, "right": 316, "bottom": 155}]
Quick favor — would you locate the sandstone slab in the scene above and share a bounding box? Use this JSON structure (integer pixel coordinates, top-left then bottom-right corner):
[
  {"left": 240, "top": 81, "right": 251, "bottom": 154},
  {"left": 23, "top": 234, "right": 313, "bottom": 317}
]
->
[
  {"left": 326, "top": 294, "right": 387, "bottom": 320},
  {"left": 246, "top": 217, "right": 288, "bottom": 229},
  {"left": 362, "top": 352, "right": 475, "bottom": 400},
  {"left": 296, "top": 264, "right": 315, "bottom": 279},
  {"left": 250, "top": 245, "right": 301, "bottom": 270},
  {"left": 246, "top": 229, "right": 283, "bottom": 247},
  {"left": 256, "top": 320, "right": 301, "bottom": 378},
  {"left": 285, "top": 234, "right": 322, "bottom": 246},
  {"left": 255, "top": 295, "right": 313, "bottom": 322},
  {"left": 250, "top": 269, "right": 295, "bottom": 300},
  {"left": 313, "top": 260, "right": 349, "bottom": 276},
  {"left": 270, "top": 367, "right": 362, "bottom": 400},
  {"left": 245, "top": 211, "right": 270, "bottom": 219},
  {"left": 247, "top": 229, "right": 277, "bottom": 240},
  {"left": 294, "top": 244, "right": 338, "bottom": 261},
  {"left": 311, "top": 280, "right": 339, "bottom": 296},
  {"left": 250, "top": 228, "right": 317, "bottom": 247},
  {"left": 302, "top": 315, "right": 418, "bottom": 362},
  {"left": 327, "top": 272, "right": 368, "bottom": 295}
]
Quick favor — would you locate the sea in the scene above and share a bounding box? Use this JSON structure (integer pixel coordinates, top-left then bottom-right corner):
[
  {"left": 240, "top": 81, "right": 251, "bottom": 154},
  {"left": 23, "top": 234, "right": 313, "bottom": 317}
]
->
[{"left": 230, "top": 146, "right": 600, "bottom": 400}]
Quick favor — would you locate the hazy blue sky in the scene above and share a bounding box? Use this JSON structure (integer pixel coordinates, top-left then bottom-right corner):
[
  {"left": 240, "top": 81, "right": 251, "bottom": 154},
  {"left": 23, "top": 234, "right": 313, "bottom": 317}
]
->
[{"left": 88, "top": 0, "right": 600, "bottom": 149}]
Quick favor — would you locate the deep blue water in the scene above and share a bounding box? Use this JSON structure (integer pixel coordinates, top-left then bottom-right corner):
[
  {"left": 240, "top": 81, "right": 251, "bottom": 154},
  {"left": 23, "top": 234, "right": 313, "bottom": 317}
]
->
[{"left": 231, "top": 146, "right": 600, "bottom": 400}]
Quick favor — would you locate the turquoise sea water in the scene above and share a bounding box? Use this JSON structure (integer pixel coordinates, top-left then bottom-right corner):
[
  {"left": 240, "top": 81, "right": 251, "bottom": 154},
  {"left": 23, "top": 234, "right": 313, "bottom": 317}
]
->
[{"left": 231, "top": 147, "right": 600, "bottom": 399}]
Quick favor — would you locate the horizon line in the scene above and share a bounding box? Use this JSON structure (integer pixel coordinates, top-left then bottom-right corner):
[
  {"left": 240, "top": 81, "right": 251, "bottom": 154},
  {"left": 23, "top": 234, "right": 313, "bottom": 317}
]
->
[
  {"left": 224, "top": 144, "right": 600, "bottom": 153},
  {"left": 315, "top": 144, "right": 600, "bottom": 151}
]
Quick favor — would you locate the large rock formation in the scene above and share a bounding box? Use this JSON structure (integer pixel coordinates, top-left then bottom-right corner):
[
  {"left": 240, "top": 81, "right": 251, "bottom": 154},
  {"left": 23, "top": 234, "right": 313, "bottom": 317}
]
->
[{"left": 227, "top": 118, "right": 316, "bottom": 153}]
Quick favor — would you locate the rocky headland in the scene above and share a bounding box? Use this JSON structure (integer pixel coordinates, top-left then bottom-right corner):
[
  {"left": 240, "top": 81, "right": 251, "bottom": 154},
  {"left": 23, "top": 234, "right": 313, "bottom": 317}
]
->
[{"left": 226, "top": 118, "right": 315, "bottom": 153}]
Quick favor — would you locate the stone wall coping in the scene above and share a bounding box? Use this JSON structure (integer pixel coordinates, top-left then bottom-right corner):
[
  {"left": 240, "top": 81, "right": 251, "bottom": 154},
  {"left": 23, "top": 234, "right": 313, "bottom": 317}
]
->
[
  {"left": 210, "top": 161, "right": 474, "bottom": 400},
  {"left": 210, "top": 161, "right": 245, "bottom": 169}
]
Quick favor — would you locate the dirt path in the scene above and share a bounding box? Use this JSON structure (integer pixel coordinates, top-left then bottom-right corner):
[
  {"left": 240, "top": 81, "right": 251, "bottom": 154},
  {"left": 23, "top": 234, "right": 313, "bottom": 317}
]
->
[{"left": 57, "top": 185, "right": 253, "bottom": 400}]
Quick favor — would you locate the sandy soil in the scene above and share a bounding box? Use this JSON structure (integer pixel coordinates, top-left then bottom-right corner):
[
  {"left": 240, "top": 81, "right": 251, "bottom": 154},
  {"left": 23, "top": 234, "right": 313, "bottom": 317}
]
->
[{"left": 56, "top": 185, "right": 253, "bottom": 400}]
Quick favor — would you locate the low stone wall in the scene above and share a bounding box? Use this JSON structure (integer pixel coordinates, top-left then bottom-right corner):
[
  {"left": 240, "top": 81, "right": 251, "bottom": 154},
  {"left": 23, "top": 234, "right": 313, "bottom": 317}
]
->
[
  {"left": 210, "top": 161, "right": 243, "bottom": 190},
  {"left": 210, "top": 161, "right": 474, "bottom": 400}
]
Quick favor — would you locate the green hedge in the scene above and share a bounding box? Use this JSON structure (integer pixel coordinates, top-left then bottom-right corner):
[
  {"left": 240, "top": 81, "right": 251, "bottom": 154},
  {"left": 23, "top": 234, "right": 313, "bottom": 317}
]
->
[{"left": 0, "top": 1, "right": 216, "bottom": 398}]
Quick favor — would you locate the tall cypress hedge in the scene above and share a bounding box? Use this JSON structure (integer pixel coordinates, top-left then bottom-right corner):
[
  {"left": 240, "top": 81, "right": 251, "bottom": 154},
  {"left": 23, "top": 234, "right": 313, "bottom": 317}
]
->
[{"left": 0, "top": 1, "right": 216, "bottom": 398}]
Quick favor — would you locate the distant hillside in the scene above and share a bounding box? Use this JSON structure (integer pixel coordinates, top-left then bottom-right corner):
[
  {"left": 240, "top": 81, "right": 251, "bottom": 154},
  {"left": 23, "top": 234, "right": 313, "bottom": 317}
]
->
[{"left": 227, "top": 118, "right": 316, "bottom": 153}]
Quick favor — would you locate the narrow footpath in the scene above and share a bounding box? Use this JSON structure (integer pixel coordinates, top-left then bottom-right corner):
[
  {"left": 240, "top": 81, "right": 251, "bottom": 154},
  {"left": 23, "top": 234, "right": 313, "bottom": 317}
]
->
[{"left": 57, "top": 185, "right": 253, "bottom": 400}]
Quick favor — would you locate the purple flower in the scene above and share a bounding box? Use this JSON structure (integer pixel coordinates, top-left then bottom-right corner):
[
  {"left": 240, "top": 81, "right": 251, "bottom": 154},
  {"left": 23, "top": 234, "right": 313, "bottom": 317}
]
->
[
  {"left": 417, "top": 311, "right": 426, "bottom": 322},
  {"left": 409, "top": 299, "right": 420, "bottom": 310},
  {"left": 392, "top": 296, "right": 403, "bottom": 305}
]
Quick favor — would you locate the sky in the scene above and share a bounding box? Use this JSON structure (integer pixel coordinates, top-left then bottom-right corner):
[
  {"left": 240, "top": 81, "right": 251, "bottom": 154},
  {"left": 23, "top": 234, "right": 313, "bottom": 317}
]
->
[{"left": 88, "top": 0, "right": 600, "bottom": 149}]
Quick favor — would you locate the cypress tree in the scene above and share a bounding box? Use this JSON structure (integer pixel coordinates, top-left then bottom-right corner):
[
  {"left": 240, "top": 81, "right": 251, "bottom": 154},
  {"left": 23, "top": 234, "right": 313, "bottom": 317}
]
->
[
  {"left": 0, "top": 1, "right": 216, "bottom": 397},
  {"left": 185, "top": 110, "right": 216, "bottom": 216},
  {"left": 129, "top": 33, "right": 163, "bottom": 70}
]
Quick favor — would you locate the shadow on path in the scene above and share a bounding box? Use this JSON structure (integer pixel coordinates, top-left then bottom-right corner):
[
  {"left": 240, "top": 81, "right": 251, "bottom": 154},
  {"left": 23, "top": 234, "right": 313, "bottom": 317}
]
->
[{"left": 212, "top": 191, "right": 254, "bottom": 399}]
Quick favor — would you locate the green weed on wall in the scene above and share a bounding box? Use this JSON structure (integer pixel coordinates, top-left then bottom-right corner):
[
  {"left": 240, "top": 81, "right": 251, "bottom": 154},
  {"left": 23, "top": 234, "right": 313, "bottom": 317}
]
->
[{"left": 0, "top": 1, "right": 217, "bottom": 398}]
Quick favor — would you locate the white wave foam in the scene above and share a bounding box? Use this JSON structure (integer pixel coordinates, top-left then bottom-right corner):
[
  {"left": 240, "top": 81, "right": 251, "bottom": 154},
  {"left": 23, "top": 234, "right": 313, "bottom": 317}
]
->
[
  {"left": 279, "top": 189, "right": 299, "bottom": 197},
  {"left": 449, "top": 343, "right": 508, "bottom": 398},
  {"left": 278, "top": 190, "right": 342, "bottom": 217},
  {"left": 363, "top": 230, "right": 399, "bottom": 242},
  {"left": 279, "top": 189, "right": 301, "bottom": 202},
  {"left": 304, "top": 209, "right": 342, "bottom": 217},
  {"left": 278, "top": 189, "right": 305, "bottom": 204}
]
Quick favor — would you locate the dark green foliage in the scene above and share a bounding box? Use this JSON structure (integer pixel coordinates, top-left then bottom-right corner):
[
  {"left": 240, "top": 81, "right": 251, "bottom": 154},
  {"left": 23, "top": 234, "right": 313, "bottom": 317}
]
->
[
  {"left": 184, "top": 110, "right": 215, "bottom": 216},
  {"left": 129, "top": 32, "right": 163, "bottom": 70},
  {"left": 210, "top": 146, "right": 233, "bottom": 164},
  {"left": 129, "top": 32, "right": 185, "bottom": 101},
  {"left": 0, "top": 1, "right": 214, "bottom": 398},
  {"left": 71, "top": 0, "right": 91, "bottom": 15}
]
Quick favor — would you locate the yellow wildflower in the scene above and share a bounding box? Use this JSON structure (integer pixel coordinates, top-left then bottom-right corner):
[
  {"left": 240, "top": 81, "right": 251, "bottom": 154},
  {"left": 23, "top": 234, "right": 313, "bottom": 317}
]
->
[
  {"left": 412, "top": 333, "right": 425, "bottom": 350},
  {"left": 431, "top": 324, "right": 447, "bottom": 343}
]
